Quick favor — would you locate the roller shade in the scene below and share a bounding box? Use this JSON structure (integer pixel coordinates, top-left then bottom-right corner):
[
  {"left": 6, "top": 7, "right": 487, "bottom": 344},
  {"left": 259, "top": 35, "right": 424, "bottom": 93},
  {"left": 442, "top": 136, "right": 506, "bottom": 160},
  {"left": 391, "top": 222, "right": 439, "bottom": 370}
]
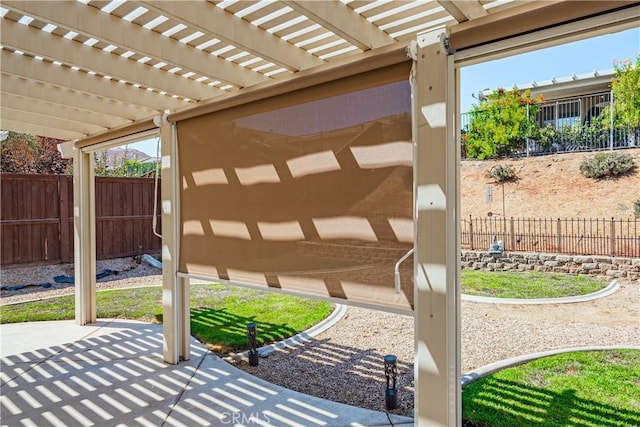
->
[{"left": 177, "top": 62, "right": 414, "bottom": 312}]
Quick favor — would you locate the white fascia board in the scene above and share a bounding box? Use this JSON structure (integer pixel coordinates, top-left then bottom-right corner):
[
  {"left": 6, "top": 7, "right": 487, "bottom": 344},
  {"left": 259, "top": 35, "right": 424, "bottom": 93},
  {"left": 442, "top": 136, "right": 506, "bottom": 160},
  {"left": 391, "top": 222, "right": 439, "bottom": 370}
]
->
[{"left": 58, "top": 140, "right": 76, "bottom": 158}]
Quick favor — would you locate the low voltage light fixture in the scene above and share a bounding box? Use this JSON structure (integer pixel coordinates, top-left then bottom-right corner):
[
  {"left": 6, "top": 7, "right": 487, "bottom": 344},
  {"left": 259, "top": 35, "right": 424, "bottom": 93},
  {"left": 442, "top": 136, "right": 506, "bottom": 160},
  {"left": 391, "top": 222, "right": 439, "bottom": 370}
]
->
[
  {"left": 384, "top": 354, "right": 398, "bottom": 410},
  {"left": 247, "top": 322, "right": 259, "bottom": 366}
]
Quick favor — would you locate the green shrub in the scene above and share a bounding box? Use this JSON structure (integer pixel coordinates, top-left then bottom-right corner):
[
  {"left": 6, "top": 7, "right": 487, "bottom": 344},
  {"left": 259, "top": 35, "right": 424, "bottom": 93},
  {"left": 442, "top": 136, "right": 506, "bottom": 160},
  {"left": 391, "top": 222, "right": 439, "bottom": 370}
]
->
[
  {"left": 487, "top": 164, "right": 517, "bottom": 183},
  {"left": 579, "top": 152, "right": 634, "bottom": 179},
  {"left": 634, "top": 198, "right": 640, "bottom": 218},
  {"left": 464, "top": 88, "right": 541, "bottom": 159}
]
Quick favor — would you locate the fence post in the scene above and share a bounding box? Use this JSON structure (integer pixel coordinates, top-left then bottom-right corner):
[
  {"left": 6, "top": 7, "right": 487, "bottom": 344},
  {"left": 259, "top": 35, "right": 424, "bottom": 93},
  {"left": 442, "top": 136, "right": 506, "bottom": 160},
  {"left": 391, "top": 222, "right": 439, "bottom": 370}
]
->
[
  {"left": 469, "top": 215, "right": 474, "bottom": 250},
  {"left": 59, "top": 175, "right": 72, "bottom": 263},
  {"left": 610, "top": 217, "right": 615, "bottom": 257},
  {"left": 509, "top": 217, "right": 515, "bottom": 251},
  {"left": 556, "top": 218, "right": 562, "bottom": 254}
]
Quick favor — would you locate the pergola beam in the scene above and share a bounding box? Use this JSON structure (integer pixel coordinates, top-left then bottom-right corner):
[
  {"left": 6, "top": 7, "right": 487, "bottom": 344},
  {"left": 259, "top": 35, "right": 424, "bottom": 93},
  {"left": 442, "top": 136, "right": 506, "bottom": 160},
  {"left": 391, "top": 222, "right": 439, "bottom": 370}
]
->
[
  {"left": 436, "top": 1, "right": 487, "bottom": 22},
  {"left": 2, "top": 0, "right": 266, "bottom": 89},
  {"left": 283, "top": 0, "right": 395, "bottom": 50},
  {"left": 136, "top": 0, "right": 324, "bottom": 72}
]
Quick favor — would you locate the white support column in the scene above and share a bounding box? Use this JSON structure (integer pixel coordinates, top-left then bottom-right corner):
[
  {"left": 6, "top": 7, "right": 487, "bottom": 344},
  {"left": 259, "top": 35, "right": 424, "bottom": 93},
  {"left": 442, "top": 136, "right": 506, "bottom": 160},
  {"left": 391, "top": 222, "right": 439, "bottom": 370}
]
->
[
  {"left": 160, "top": 115, "right": 186, "bottom": 364},
  {"left": 179, "top": 276, "right": 191, "bottom": 360},
  {"left": 73, "top": 147, "right": 96, "bottom": 325},
  {"left": 412, "top": 29, "right": 461, "bottom": 426}
]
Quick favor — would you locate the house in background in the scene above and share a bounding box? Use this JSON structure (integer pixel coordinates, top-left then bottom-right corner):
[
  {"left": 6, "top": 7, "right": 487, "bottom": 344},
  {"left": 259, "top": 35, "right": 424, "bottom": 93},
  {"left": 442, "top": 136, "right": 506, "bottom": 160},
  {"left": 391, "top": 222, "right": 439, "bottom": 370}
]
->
[
  {"left": 487, "top": 69, "right": 615, "bottom": 129},
  {"left": 463, "top": 68, "right": 637, "bottom": 157}
]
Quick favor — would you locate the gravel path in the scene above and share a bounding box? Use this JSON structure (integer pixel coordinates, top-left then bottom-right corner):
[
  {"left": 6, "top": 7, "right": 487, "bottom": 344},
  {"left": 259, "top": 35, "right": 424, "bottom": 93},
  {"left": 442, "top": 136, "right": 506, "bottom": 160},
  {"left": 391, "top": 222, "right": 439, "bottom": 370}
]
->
[
  {"left": 0, "top": 258, "right": 163, "bottom": 305},
  {"left": 2, "top": 259, "right": 638, "bottom": 418}
]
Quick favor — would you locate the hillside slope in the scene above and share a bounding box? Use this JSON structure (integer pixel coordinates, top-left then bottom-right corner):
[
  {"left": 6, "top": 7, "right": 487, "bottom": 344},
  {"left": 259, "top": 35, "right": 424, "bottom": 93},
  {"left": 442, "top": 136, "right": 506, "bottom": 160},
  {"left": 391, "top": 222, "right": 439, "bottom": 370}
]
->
[{"left": 461, "top": 148, "right": 640, "bottom": 219}]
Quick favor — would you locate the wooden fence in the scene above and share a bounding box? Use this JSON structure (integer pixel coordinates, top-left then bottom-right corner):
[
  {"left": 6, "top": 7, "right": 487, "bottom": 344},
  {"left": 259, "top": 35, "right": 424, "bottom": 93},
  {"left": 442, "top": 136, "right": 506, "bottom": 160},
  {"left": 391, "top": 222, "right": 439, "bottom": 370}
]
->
[
  {"left": 1, "top": 174, "right": 161, "bottom": 266},
  {"left": 461, "top": 216, "right": 640, "bottom": 258},
  {"left": 3, "top": 174, "right": 638, "bottom": 265}
]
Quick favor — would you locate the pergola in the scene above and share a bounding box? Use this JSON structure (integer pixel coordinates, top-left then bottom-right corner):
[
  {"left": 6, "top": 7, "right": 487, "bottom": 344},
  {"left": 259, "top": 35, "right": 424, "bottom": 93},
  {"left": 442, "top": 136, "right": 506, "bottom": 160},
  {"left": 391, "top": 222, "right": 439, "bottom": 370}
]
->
[{"left": 1, "top": 1, "right": 638, "bottom": 425}]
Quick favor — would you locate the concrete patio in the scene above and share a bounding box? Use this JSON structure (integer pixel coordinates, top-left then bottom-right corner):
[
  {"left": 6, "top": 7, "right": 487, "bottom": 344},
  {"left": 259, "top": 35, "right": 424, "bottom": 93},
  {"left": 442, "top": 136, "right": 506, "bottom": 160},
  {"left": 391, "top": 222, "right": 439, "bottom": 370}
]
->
[{"left": 0, "top": 319, "right": 413, "bottom": 427}]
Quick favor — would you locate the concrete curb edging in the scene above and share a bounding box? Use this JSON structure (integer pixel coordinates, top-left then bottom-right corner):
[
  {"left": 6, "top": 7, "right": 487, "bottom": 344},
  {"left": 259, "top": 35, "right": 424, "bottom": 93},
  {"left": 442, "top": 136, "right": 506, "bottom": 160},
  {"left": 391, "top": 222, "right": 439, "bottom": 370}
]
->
[
  {"left": 461, "top": 279, "right": 619, "bottom": 305},
  {"left": 461, "top": 345, "right": 640, "bottom": 386},
  {"left": 227, "top": 303, "right": 348, "bottom": 361}
]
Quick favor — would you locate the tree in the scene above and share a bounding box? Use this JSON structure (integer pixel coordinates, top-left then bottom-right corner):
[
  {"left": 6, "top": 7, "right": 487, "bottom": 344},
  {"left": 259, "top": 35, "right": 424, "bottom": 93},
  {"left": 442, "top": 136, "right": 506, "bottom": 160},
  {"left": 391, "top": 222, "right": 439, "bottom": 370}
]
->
[
  {"left": 1, "top": 131, "right": 40, "bottom": 173},
  {"left": 463, "top": 88, "right": 543, "bottom": 159},
  {"left": 34, "top": 136, "right": 71, "bottom": 174},
  {"left": 609, "top": 55, "right": 640, "bottom": 130},
  {"left": 1, "top": 131, "right": 71, "bottom": 174}
]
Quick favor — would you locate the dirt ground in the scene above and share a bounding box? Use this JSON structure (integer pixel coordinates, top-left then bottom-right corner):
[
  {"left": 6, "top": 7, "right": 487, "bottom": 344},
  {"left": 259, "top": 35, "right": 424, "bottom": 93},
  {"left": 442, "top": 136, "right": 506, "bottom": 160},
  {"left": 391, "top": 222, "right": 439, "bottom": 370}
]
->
[{"left": 461, "top": 148, "right": 640, "bottom": 219}]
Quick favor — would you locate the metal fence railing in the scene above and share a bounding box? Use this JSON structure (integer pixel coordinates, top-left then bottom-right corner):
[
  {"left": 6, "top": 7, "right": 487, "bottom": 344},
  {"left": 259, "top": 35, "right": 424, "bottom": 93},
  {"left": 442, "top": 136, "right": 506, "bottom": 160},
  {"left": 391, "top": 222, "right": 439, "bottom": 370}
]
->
[
  {"left": 461, "top": 216, "right": 640, "bottom": 258},
  {"left": 461, "top": 91, "right": 639, "bottom": 158}
]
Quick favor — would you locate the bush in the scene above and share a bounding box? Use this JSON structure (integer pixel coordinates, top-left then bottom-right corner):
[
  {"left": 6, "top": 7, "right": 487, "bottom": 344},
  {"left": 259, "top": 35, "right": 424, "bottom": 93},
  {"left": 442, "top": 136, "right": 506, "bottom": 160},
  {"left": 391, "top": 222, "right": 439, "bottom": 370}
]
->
[
  {"left": 487, "top": 164, "right": 517, "bottom": 183},
  {"left": 464, "top": 88, "right": 542, "bottom": 159},
  {"left": 634, "top": 198, "right": 640, "bottom": 218},
  {"left": 579, "top": 152, "right": 634, "bottom": 179}
]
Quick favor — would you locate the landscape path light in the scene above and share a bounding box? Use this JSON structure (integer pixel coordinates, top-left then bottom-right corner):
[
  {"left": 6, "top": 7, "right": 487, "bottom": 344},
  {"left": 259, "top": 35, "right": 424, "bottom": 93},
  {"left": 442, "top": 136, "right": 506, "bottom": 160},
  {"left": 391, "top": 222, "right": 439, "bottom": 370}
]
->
[
  {"left": 384, "top": 354, "right": 398, "bottom": 410},
  {"left": 247, "top": 322, "right": 259, "bottom": 366}
]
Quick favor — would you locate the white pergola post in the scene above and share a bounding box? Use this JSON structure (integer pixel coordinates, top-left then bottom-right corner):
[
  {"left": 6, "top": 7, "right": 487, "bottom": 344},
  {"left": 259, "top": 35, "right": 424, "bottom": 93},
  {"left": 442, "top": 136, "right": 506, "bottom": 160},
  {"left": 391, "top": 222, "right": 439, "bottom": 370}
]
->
[
  {"left": 160, "top": 116, "right": 190, "bottom": 363},
  {"left": 179, "top": 276, "right": 191, "bottom": 360},
  {"left": 73, "top": 147, "right": 96, "bottom": 325},
  {"left": 413, "top": 28, "right": 461, "bottom": 426}
]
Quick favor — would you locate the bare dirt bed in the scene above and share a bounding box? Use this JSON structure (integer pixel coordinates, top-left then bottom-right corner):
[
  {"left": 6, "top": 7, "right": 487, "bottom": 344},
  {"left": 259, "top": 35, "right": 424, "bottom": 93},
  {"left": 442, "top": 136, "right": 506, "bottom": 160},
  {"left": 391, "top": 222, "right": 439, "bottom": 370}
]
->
[
  {"left": 0, "top": 257, "right": 162, "bottom": 305},
  {"left": 462, "top": 148, "right": 640, "bottom": 219}
]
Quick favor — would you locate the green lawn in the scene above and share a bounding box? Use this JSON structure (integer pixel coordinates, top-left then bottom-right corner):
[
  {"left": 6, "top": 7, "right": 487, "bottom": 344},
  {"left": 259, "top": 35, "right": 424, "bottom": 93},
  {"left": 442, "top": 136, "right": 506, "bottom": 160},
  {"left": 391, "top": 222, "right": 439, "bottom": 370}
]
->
[
  {"left": 0, "top": 284, "right": 332, "bottom": 353},
  {"left": 461, "top": 270, "right": 606, "bottom": 299},
  {"left": 462, "top": 349, "right": 640, "bottom": 427}
]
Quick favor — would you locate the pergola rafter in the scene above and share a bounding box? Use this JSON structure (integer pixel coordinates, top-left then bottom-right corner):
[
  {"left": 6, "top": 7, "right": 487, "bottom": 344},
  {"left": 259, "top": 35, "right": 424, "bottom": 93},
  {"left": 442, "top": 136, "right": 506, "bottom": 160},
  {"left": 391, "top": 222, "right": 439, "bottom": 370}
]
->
[
  {"left": 137, "top": 0, "right": 324, "bottom": 72},
  {"left": 2, "top": 106, "right": 104, "bottom": 136},
  {"left": 436, "top": 0, "right": 487, "bottom": 22},
  {"left": 1, "top": 74, "right": 157, "bottom": 122},
  {"left": 0, "top": 50, "right": 190, "bottom": 116},
  {"left": 0, "top": 92, "right": 124, "bottom": 129},
  {"left": 2, "top": 0, "right": 263, "bottom": 90},
  {"left": 283, "top": 0, "right": 395, "bottom": 50}
]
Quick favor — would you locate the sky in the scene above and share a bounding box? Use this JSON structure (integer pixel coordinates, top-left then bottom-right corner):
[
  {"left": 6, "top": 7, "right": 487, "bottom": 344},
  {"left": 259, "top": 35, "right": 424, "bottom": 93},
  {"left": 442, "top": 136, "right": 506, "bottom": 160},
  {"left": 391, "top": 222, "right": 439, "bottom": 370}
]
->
[
  {"left": 459, "top": 26, "right": 640, "bottom": 112},
  {"left": 130, "top": 26, "right": 639, "bottom": 156}
]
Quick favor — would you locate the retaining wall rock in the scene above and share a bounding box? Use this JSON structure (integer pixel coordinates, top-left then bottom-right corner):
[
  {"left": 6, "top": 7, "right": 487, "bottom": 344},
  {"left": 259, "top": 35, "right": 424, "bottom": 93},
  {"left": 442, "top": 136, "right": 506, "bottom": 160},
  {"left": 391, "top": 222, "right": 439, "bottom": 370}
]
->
[{"left": 461, "top": 250, "right": 640, "bottom": 281}]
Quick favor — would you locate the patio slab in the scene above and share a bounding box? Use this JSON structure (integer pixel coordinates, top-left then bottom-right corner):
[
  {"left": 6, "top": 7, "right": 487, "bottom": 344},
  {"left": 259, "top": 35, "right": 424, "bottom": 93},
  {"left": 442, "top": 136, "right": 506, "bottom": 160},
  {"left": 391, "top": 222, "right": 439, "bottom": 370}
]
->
[{"left": 0, "top": 319, "right": 413, "bottom": 426}]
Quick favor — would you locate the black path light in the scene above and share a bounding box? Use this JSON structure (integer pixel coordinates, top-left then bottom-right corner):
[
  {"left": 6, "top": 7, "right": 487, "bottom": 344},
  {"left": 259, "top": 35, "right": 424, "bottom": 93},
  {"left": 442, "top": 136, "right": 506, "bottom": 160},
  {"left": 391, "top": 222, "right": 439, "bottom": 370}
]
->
[
  {"left": 247, "top": 322, "right": 259, "bottom": 367},
  {"left": 384, "top": 354, "right": 399, "bottom": 410}
]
